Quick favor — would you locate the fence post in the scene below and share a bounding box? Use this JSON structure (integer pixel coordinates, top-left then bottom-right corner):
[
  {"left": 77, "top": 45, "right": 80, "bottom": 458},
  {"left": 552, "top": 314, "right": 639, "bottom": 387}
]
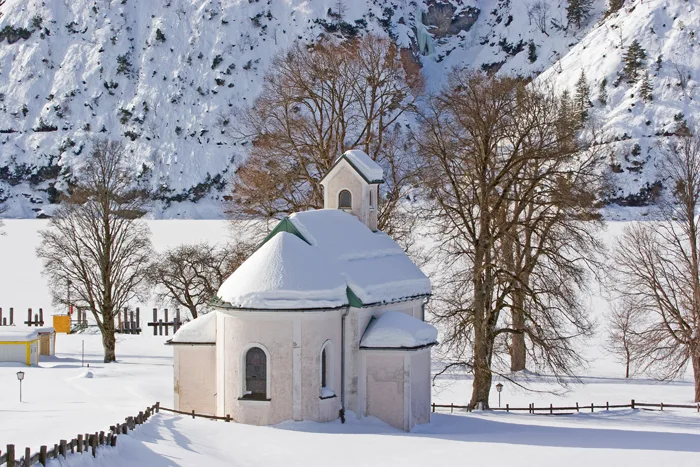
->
[
  {"left": 152, "top": 309, "right": 158, "bottom": 336},
  {"left": 576, "top": 402, "right": 579, "bottom": 413},
  {"left": 77, "top": 434, "right": 83, "bottom": 453},
  {"left": 39, "top": 308, "right": 44, "bottom": 325},
  {"left": 7, "top": 444, "right": 14, "bottom": 467},
  {"left": 631, "top": 399, "right": 635, "bottom": 409},
  {"left": 91, "top": 434, "right": 97, "bottom": 457},
  {"left": 450, "top": 403, "right": 454, "bottom": 414},
  {"left": 660, "top": 402, "right": 664, "bottom": 411},
  {"left": 39, "top": 445, "right": 47, "bottom": 465},
  {"left": 506, "top": 403, "right": 509, "bottom": 413},
  {"left": 165, "top": 309, "right": 169, "bottom": 336},
  {"left": 606, "top": 401, "right": 609, "bottom": 411},
  {"left": 10, "top": 307, "right": 14, "bottom": 325},
  {"left": 99, "top": 431, "right": 105, "bottom": 445},
  {"left": 192, "top": 409, "right": 196, "bottom": 419},
  {"left": 7, "top": 444, "right": 15, "bottom": 467},
  {"left": 155, "top": 402, "right": 160, "bottom": 413},
  {"left": 590, "top": 403, "right": 594, "bottom": 413},
  {"left": 60, "top": 439, "right": 67, "bottom": 457},
  {"left": 431, "top": 403, "right": 435, "bottom": 413},
  {"left": 226, "top": 414, "right": 231, "bottom": 422},
  {"left": 25, "top": 447, "right": 31, "bottom": 465}
]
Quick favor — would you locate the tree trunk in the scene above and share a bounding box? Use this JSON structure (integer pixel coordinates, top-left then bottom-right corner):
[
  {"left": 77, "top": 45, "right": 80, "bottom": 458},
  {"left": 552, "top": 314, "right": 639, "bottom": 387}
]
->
[
  {"left": 102, "top": 313, "right": 116, "bottom": 363},
  {"left": 692, "top": 341, "right": 700, "bottom": 403},
  {"left": 470, "top": 328, "right": 493, "bottom": 410},
  {"left": 187, "top": 305, "right": 198, "bottom": 320},
  {"left": 510, "top": 288, "right": 527, "bottom": 372}
]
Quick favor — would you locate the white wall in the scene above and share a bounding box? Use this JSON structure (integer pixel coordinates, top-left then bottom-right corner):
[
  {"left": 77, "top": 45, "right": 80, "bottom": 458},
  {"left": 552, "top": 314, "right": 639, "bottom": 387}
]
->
[
  {"left": 173, "top": 345, "right": 217, "bottom": 415},
  {"left": 218, "top": 309, "right": 342, "bottom": 425},
  {"left": 365, "top": 353, "right": 405, "bottom": 430},
  {"left": 410, "top": 350, "right": 432, "bottom": 427}
]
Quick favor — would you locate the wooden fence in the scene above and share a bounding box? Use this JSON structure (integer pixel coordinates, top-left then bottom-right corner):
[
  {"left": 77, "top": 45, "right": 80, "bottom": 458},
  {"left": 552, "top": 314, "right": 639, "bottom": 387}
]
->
[
  {"left": 158, "top": 405, "right": 232, "bottom": 422},
  {"left": 432, "top": 399, "right": 700, "bottom": 414},
  {"left": 0, "top": 402, "right": 160, "bottom": 467}
]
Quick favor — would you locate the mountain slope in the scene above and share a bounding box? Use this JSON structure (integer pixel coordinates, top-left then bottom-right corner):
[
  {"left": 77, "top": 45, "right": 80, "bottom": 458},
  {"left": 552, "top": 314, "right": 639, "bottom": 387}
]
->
[{"left": 0, "top": 0, "right": 696, "bottom": 218}]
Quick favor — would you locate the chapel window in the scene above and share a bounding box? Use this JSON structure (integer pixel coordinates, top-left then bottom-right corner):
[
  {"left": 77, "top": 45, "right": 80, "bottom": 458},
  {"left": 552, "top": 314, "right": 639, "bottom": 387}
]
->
[{"left": 244, "top": 347, "right": 267, "bottom": 400}]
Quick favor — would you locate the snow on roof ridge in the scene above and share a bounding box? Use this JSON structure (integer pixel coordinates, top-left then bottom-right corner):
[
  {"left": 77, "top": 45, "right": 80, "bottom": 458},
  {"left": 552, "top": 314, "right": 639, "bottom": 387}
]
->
[
  {"left": 360, "top": 311, "right": 437, "bottom": 349},
  {"left": 342, "top": 150, "right": 384, "bottom": 182},
  {"left": 0, "top": 328, "right": 39, "bottom": 341}
]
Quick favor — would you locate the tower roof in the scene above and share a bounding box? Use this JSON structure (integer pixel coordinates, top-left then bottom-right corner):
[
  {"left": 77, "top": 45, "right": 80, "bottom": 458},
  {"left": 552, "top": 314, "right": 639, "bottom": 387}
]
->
[
  {"left": 216, "top": 232, "right": 348, "bottom": 310},
  {"left": 321, "top": 149, "right": 384, "bottom": 185}
]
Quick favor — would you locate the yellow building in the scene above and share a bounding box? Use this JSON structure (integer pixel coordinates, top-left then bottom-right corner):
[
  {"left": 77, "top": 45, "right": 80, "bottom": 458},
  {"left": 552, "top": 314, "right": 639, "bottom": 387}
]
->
[{"left": 0, "top": 328, "right": 40, "bottom": 366}]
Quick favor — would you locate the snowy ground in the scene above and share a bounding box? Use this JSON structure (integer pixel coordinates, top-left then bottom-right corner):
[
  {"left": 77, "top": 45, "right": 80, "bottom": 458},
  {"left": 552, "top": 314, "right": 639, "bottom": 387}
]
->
[{"left": 0, "top": 220, "right": 698, "bottom": 466}]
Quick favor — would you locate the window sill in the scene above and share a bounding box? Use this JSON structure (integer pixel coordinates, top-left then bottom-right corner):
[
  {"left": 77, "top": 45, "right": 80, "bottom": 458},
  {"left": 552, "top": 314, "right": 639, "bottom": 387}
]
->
[
  {"left": 238, "top": 397, "right": 271, "bottom": 404},
  {"left": 319, "top": 393, "right": 337, "bottom": 400}
]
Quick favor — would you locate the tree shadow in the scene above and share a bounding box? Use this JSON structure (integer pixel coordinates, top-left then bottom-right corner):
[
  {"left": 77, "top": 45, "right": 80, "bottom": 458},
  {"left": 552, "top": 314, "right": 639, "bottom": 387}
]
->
[{"left": 277, "top": 412, "right": 700, "bottom": 453}]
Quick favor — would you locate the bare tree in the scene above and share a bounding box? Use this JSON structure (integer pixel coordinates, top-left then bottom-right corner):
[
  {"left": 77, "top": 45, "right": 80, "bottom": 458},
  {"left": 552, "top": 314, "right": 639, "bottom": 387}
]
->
[
  {"left": 147, "top": 241, "right": 253, "bottom": 319},
  {"left": 611, "top": 131, "right": 700, "bottom": 401},
  {"left": 527, "top": 1, "right": 551, "bottom": 36},
  {"left": 36, "top": 140, "right": 152, "bottom": 363},
  {"left": 605, "top": 297, "right": 640, "bottom": 378},
  {"left": 417, "top": 71, "right": 601, "bottom": 408},
  {"left": 228, "top": 34, "right": 423, "bottom": 246}
]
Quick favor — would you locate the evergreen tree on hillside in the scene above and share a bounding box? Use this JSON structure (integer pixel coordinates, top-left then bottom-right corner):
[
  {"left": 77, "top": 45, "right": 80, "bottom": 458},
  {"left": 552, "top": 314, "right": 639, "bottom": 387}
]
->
[
  {"left": 575, "top": 70, "right": 591, "bottom": 121},
  {"left": 640, "top": 71, "right": 653, "bottom": 102},
  {"left": 622, "top": 40, "right": 647, "bottom": 83},
  {"left": 598, "top": 78, "right": 608, "bottom": 106},
  {"left": 567, "top": 0, "right": 594, "bottom": 29}
]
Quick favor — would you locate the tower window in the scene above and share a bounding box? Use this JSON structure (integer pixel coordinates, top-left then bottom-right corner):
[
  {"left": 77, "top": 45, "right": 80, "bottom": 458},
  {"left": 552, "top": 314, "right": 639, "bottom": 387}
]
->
[{"left": 338, "top": 190, "right": 352, "bottom": 209}]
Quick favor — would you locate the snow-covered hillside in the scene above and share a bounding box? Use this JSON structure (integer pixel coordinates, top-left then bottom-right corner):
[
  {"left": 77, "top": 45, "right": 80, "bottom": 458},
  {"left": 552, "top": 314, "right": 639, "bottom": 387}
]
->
[
  {"left": 0, "top": 0, "right": 696, "bottom": 217},
  {"left": 541, "top": 0, "right": 700, "bottom": 207}
]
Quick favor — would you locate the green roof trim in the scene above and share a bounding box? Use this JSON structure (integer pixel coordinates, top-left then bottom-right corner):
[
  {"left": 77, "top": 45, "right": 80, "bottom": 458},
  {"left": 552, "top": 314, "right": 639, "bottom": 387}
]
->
[
  {"left": 258, "top": 217, "right": 309, "bottom": 250},
  {"left": 346, "top": 286, "right": 364, "bottom": 307}
]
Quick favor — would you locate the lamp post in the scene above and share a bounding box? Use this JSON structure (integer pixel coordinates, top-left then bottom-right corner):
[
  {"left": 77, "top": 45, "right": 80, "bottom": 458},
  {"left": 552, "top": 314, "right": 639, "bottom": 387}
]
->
[
  {"left": 16, "top": 371, "right": 25, "bottom": 402},
  {"left": 496, "top": 382, "right": 503, "bottom": 408}
]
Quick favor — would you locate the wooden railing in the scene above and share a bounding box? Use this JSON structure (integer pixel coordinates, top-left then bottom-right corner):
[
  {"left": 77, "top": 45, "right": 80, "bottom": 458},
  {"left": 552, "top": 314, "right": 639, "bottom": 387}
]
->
[
  {"left": 0, "top": 403, "right": 160, "bottom": 467},
  {"left": 432, "top": 399, "right": 700, "bottom": 414}
]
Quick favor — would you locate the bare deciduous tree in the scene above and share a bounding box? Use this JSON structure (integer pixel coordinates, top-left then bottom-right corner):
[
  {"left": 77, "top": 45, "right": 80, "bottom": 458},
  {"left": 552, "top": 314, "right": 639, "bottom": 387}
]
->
[
  {"left": 418, "top": 71, "right": 601, "bottom": 408},
  {"left": 605, "top": 297, "right": 640, "bottom": 378},
  {"left": 37, "top": 140, "right": 152, "bottom": 363},
  {"left": 527, "top": 1, "right": 551, "bottom": 36},
  {"left": 228, "top": 34, "right": 423, "bottom": 247},
  {"left": 147, "top": 241, "right": 253, "bottom": 319},
  {"left": 611, "top": 132, "right": 700, "bottom": 401}
]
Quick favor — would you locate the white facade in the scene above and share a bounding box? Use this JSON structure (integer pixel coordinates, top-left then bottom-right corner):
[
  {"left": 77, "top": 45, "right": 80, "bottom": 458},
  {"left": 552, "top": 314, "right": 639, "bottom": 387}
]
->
[
  {"left": 0, "top": 328, "right": 40, "bottom": 366},
  {"left": 169, "top": 150, "right": 435, "bottom": 431}
]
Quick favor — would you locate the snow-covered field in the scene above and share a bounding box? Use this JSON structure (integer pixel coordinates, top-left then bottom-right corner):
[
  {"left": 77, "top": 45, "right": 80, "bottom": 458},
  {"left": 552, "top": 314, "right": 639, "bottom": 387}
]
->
[{"left": 0, "top": 220, "right": 699, "bottom": 466}]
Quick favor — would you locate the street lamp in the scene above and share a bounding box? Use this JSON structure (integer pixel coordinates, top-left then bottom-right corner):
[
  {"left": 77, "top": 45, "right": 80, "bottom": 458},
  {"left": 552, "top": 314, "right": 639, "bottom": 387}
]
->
[
  {"left": 16, "top": 371, "right": 25, "bottom": 402},
  {"left": 496, "top": 382, "right": 503, "bottom": 408}
]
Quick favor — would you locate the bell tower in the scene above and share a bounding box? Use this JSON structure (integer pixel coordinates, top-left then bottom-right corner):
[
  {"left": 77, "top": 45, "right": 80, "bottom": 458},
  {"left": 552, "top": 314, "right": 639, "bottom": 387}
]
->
[{"left": 320, "top": 150, "right": 383, "bottom": 232}]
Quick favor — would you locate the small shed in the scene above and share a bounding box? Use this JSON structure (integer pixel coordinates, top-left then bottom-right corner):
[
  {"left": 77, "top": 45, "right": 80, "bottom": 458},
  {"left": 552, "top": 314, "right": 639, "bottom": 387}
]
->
[
  {"left": 0, "top": 328, "right": 40, "bottom": 366},
  {"left": 36, "top": 327, "right": 56, "bottom": 356}
]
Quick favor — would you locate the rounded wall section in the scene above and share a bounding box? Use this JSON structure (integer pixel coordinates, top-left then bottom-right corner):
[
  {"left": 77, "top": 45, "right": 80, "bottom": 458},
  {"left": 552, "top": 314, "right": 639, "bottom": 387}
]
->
[
  {"left": 300, "top": 312, "right": 342, "bottom": 422},
  {"left": 219, "top": 310, "right": 343, "bottom": 426},
  {"left": 221, "top": 313, "right": 294, "bottom": 426}
]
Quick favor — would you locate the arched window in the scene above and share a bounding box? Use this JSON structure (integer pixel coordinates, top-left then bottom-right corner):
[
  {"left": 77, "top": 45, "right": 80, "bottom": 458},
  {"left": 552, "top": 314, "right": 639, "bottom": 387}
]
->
[
  {"left": 369, "top": 189, "right": 374, "bottom": 208},
  {"left": 320, "top": 340, "right": 335, "bottom": 398},
  {"left": 338, "top": 190, "right": 352, "bottom": 209},
  {"left": 244, "top": 347, "right": 267, "bottom": 400}
]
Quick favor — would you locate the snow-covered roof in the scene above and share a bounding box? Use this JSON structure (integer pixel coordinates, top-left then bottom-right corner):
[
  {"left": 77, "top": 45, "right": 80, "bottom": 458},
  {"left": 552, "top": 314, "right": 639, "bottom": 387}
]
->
[
  {"left": 360, "top": 311, "right": 438, "bottom": 349},
  {"left": 289, "top": 210, "right": 431, "bottom": 305},
  {"left": 341, "top": 150, "right": 384, "bottom": 183},
  {"left": 0, "top": 328, "right": 39, "bottom": 342},
  {"left": 216, "top": 232, "right": 349, "bottom": 310},
  {"left": 169, "top": 311, "right": 218, "bottom": 344}
]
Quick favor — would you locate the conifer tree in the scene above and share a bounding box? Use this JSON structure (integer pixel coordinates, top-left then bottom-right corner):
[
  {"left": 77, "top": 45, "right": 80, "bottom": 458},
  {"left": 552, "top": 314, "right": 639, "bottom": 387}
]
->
[
  {"left": 567, "top": 0, "right": 594, "bottom": 29},
  {"left": 640, "top": 71, "right": 653, "bottom": 102},
  {"left": 575, "top": 70, "right": 591, "bottom": 121},
  {"left": 598, "top": 78, "right": 608, "bottom": 106},
  {"left": 622, "top": 40, "right": 647, "bottom": 83}
]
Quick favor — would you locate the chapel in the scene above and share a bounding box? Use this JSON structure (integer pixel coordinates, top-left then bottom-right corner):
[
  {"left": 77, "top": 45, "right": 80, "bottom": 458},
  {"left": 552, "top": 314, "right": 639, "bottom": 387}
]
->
[{"left": 168, "top": 150, "right": 436, "bottom": 431}]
